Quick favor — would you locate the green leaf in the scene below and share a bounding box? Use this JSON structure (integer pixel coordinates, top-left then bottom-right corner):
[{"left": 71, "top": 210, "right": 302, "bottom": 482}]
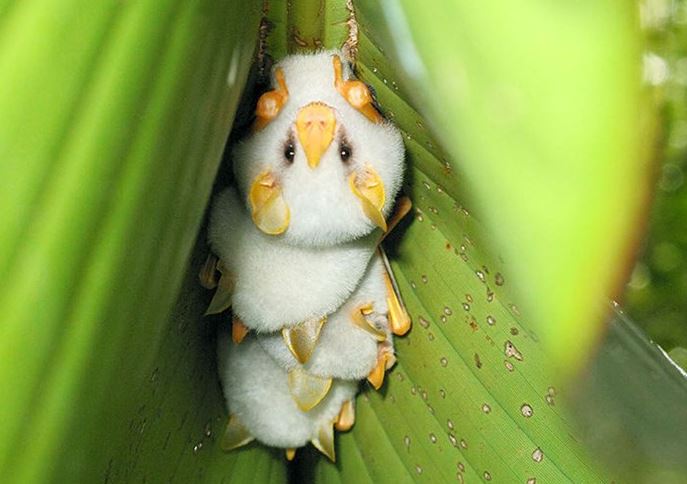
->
[
  {"left": 259, "top": 1, "right": 679, "bottom": 482},
  {"left": 668, "top": 347, "right": 687, "bottom": 372},
  {"left": 572, "top": 309, "right": 687, "bottom": 482},
  {"left": 358, "top": 0, "right": 654, "bottom": 373},
  {"left": 0, "top": 1, "right": 286, "bottom": 481}
]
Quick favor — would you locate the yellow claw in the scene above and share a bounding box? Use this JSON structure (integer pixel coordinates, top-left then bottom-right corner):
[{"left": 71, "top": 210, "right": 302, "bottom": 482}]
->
[
  {"left": 287, "top": 368, "right": 333, "bottom": 412},
  {"left": 367, "top": 357, "right": 386, "bottom": 390},
  {"left": 335, "top": 400, "right": 356, "bottom": 432},
  {"left": 249, "top": 171, "right": 290, "bottom": 235},
  {"left": 232, "top": 317, "right": 249, "bottom": 344},
  {"left": 296, "top": 102, "right": 336, "bottom": 168},
  {"left": 367, "top": 345, "right": 396, "bottom": 390},
  {"left": 254, "top": 68, "right": 289, "bottom": 130},
  {"left": 282, "top": 317, "right": 327, "bottom": 364},
  {"left": 350, "top": 303, "right": 387, "bottom": 342},
  {"left": 379, "top": 248, "right": 412, "bottom": 336},
  {"left": 285, "top": 448, "right": 297, "bottom": 461},
  {"left": 311, "top": 422, "right": 336, "bottom": 462},
  {"left": 332, "top": 55, "right": 383, "bottom": 124},
  {"left": 349, "top": 165, "right": 387, "bottom": 231},
  {"left": 221, "top": 415, "right": 254, "bottom": 451}
]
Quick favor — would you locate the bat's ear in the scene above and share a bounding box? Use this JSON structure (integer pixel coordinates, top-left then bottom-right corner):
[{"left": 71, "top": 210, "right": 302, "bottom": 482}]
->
[
  {"left": 332, "top": 55, "right": 382, "bottom": 123},
  {"left": 253, "top": 68, "right": 289, "bottom": 131}
]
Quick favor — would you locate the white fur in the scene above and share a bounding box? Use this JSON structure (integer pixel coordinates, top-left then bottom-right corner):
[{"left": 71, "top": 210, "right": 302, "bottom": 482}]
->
[
  {"left": 217, "top": 332, "right": 358, "bottom": 449},
  {"left": 258, "top": 254, "right": 390, "bottom": 380},
  {"left": 208, "top": 187, "right": 378, "bottom": 331},
  {"left": 232, "top": 50, "right": 405, "bottom": 248}
]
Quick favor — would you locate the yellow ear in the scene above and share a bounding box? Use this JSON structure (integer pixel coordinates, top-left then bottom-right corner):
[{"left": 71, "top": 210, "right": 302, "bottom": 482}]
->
[
  {"left": 349, "top": 165, "right": 387, "bottom": 232},
  {"left": 253, "top": 68, "right": 289, "bottom": 131},
  {"left": 248, "top": 171, "right": 290, "bottom": 235},
  {"left": 332, "top": 55, "right": 383, "bottom": 123}
]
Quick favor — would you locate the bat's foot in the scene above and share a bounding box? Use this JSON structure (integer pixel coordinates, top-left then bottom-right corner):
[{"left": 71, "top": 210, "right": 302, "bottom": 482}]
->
[
  {"left": 379, "top": 249, "right": 412, "bottom": 336},
  {"left": 367, "top": 341, "right": 396, "bottom": 390},
  {"left": 232, "top": 317, "right": 249, "bottom": 344},
  {"left": 351, "top": 303, "right": 387, "bottom": 341},
  {"left": 285, "top": 448, "right": 297, "bottom": 461}
]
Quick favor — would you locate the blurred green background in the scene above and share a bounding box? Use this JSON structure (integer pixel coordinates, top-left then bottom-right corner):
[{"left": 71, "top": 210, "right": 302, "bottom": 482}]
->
[{"left": 626, "top": 0, "right": 687, "bottom": 359}]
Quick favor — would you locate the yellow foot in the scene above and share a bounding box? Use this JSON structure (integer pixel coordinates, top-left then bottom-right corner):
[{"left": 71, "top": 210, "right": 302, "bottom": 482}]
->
[
  {"left": 379, "top": 248, "right": 411, "bottom": 336},
  {"left": 350, "top": 303, "right": 387, "bottom": 342},
  {"left": 232, "top": 317, "right": 249, "bottom": 344},
  {"left": 335, "top": 400, "right": 356, "bottom": 432},
  {"left": 367, "top": 343, "right": 396, "bottom": 390},
  {"left": 285, "top": 448, "right": 297, "bottom": 461}
]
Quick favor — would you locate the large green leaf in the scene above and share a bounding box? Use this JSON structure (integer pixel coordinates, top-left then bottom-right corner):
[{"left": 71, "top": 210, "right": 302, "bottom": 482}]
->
[
  {"left": 572, "top": 308, "right": 687, "bottom": 481},
  {"left": 358, "top": 0, "right": 653, "bottom": 373},
  {"left": 261, "top": 0, "right": 619, "bottom": 482},
  {"left": 311, "top": 99, "right": 609, "bottom": 479},
  {"left": 0, "top": 1, "right": 286, "bottom": 481}
]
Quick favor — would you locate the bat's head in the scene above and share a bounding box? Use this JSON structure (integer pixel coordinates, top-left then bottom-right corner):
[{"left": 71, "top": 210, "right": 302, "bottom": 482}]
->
[{"left": 233, "top": 51, "right": 404, "bottom": 247}]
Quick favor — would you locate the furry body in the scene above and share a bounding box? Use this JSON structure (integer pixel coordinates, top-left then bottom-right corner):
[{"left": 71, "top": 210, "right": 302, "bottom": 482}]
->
[
  {"left": 211, "top": 50, "right": 406, "bottom": 456},
  {"left": 209, "top": 186, "right": 378, "bottom": 332},
  {"left": 258, "top": 254, "right": 388, "bottom": 379},
  {"left": 218, "top": 332, "right": 356, "bottom": 448}
]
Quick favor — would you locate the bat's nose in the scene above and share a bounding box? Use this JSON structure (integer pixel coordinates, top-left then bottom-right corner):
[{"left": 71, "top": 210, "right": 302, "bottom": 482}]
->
[{"left": 296, "top": 102, "right": 336, "bottom": 169}]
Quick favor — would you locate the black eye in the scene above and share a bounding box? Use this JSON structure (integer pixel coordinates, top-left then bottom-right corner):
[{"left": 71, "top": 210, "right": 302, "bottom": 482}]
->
[
  {"left": 339, "top": 143, "right": 352, "bottom": 162},
  {"left": 284, "top": 142, "right": 295, "bottom": 163}
]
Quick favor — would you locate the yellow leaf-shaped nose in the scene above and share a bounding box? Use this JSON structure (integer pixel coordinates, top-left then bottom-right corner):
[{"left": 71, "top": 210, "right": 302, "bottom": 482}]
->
[
  {"left": 249, "top": 171, "right": 290, "bottom": 235},
  {"left": 349, "top": 165, "right": 387, "bottom": 232},
  {"left": 295, "top": 102, "right": 336, "bottom": 168}
]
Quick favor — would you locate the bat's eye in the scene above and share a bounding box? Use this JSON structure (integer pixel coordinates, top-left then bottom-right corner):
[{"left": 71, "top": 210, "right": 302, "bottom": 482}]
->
[
  {"left": 284, "top": 142, "right": 296, "bottom": 164},
  {"left": 339, "top": 143, "right": 352, "bottom": 163}
]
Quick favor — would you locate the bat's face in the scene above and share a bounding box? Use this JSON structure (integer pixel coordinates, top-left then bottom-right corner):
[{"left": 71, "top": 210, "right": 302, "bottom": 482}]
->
[{"left": 233, "top": 51, "right": 404, "bottom": 247}]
